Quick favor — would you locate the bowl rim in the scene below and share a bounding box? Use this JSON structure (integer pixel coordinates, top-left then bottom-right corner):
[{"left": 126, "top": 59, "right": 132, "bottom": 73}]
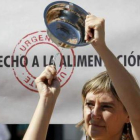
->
[{"left": 44, "top": 1, "right": 90, "bottom": 47}]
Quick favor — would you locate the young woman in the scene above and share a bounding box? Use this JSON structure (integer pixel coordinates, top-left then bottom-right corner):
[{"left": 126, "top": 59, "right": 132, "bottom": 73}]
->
[{"left": 23, "top": 15, "right": 140, "bottom": 140}]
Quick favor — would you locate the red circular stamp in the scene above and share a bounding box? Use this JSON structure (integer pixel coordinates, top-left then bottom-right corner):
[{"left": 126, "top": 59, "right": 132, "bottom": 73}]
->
[{"left": 12, "top": 31, "right": 75, "bottom": 92}]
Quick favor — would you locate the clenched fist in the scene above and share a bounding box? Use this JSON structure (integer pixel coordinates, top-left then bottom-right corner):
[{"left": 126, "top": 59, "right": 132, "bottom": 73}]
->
[
  {"left": 35, "top": 65, "right": 60, "bottom": 98},
  {"left": 85, "top": 15, "right": 106, "bottom": 47}
]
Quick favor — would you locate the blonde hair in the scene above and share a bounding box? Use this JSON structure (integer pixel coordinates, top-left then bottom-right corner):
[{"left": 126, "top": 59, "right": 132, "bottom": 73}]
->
[{"left": 77, "top": 71, "right": 133, "bottom": 140}]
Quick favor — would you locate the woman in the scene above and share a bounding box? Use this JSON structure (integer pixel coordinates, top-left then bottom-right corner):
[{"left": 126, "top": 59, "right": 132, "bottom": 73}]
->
[{"left": 23, "top": 15, "right": 140, "bottom": 140}]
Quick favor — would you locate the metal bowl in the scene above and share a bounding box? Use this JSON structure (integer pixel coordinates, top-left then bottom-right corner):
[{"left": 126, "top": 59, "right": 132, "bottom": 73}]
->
[{"left": 44, "top": 1, "right": 89, "bottom": 48}]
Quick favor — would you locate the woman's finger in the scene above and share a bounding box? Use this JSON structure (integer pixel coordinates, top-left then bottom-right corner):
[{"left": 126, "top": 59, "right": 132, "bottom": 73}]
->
[
  {"left": 45, "top": 65, "right": 56, "bottom": 76},
  {"left": 35, "top": 69, "right": 53, "bottom": 86},
  {"left": 42, "top": 71, "right": 54, "bottom": 85}
]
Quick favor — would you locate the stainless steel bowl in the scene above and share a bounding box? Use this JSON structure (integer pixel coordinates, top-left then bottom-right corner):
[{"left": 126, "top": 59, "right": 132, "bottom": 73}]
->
[{"left": 44, "top": 1, "right": 89, "bottom": 48}]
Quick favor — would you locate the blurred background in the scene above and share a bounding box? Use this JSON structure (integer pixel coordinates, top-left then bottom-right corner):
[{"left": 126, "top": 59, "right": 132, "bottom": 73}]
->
[{"left": 0, "top": 124, "right": 85, "bottom": 140}]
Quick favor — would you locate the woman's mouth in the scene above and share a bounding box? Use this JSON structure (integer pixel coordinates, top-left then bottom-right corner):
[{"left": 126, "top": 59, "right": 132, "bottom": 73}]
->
[{"left": 89, "top": 120, "right": 105, "bottom": 128}]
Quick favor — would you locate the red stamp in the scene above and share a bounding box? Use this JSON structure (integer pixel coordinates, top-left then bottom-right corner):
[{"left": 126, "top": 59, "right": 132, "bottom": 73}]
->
[{"left": 12, "top": 31, "right": 75, "bottom": 92}]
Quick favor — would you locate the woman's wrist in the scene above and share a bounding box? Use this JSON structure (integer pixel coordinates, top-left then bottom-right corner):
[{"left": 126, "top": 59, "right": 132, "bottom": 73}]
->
[
  {"left": 92, "top": 42, "right": 107, "bottom": 52},
  {"left": 39, "top": 95, "right": 57, "bottom": 107}
]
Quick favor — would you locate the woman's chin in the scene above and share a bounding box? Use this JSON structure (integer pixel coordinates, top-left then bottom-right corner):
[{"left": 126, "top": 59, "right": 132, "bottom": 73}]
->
[{"left": 88, "top": 125, "right": 105, "bottom": 139}]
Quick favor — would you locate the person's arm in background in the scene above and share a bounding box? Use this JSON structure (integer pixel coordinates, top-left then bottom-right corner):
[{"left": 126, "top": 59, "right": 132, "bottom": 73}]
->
[
  {"left": 23, "top": 65, "right": 60, "bottom": 140},
  {"left": 85, "top": 15, "right": 140, "bottom": 139}
]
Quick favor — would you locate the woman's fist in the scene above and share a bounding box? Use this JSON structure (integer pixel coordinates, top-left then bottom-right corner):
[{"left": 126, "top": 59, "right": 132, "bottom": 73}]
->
[
  {"left": 35, "top": 65, "right": 60, "bottom": 98},
  {"left": 85, "top": 15, "right": 106, "bottom": 47}
]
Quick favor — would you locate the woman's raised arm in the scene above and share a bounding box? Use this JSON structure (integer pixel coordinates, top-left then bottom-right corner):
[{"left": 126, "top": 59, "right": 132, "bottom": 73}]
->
[
  {"left": 85, "top": 14, "right": 140, "bottom": 139},
  {"left": 23, "top": 65, "right": 60, "bottom": 140}
]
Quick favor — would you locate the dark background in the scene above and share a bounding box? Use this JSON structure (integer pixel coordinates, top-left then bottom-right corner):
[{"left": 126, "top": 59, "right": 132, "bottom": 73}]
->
[{"left": 7, "top": 124, "right": 63, "bottom": 140}]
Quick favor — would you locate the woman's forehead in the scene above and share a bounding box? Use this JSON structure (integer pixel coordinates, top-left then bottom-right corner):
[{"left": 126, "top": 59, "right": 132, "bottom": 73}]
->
[{"left": 85, "top": 92, "right": 117, "bottom": 103}]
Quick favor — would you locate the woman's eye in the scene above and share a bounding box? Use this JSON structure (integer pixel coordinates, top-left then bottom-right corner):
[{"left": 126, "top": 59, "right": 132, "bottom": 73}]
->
[
  {"left": 86, "top": 102, "right": 94, "bottom": 107},
  {"left": 102, "top": 105, "right": 112, "bottom": 109}
]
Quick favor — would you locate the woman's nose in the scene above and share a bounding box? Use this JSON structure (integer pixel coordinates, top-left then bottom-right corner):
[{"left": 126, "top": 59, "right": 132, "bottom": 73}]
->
[{"left": 90, "top": 105, "right": 101, "bottom": 119}]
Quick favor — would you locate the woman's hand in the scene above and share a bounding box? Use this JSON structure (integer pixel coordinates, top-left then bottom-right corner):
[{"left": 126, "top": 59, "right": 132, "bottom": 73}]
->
[
  {"left": 35, "top": 65, "right": 60, "bottom": 99},
  {"left": 85, "top": 15, "right": 106, "bottom": 47}
]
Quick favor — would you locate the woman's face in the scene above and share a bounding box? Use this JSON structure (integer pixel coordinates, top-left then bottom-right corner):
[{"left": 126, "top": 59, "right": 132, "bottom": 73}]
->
[{"left": 84, "top": 91, "right": 129, "bottom": 140}]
